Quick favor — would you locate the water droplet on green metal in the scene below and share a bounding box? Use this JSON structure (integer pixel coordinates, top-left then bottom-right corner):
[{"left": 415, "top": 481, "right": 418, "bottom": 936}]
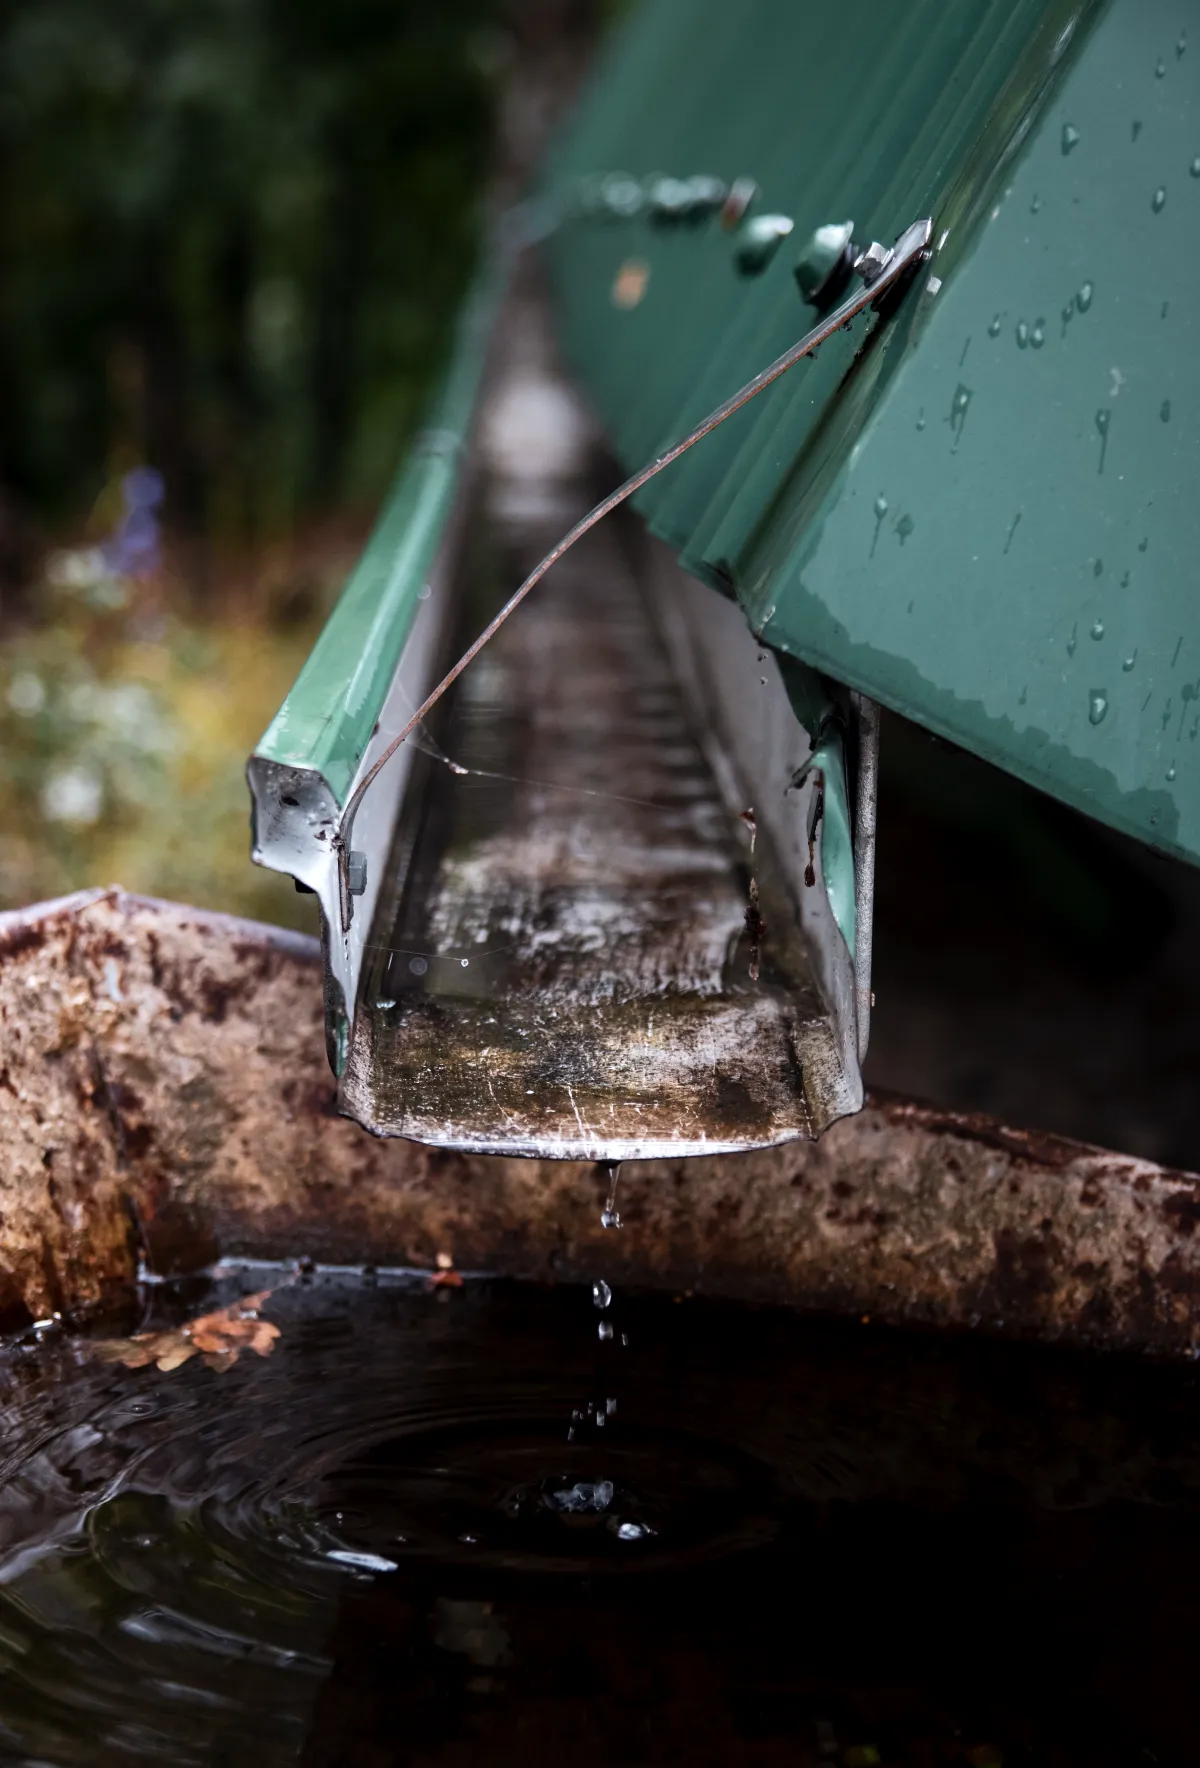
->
[
  {"left": 1152, "top": 185, "right": 1167, "bottom": 212},
  {"left": 1139, "top": 536, "right": 1149, "bottom": 551},
  {"left": 1015, "top": 320, "right": 1029, "bottom": 348},
  {"left": 1091, "top": 619, "right": 1105, "bottom": 640},
  {"left": 916, "top": 409, "right": 926, "bottom": 431},
  {"left": 1094, "top": 558, "right": 1103, "bottom": 578},
  {"left": 1161, "top": 399, "right": 1172, "bottom": 422},
  {"left": 1178, "top": 31, "right": 1187, "bottom": 58},
  {"left": 1156, "top": 56, "right": 1166, "bottom": 77},
  {"left": 1123, "top": 652, "right": 1137, "bottom": 672},
  {"left": 1030, "top": 318, "right": 1046, "bottom": 349},
  {"left": 1167, "top": 762, "right": 1177, "bottom": 781},
  {"left": 1061, "top": 123, "right": 1081, "bottom": 155},
  {"left": 1132, "top": 120, "right": 1143, "bottom": 142},
  {"left": 1077, "top": 280, "right": 1094, "bottom": 312},
  {"left": 988, "top": 314, "right": 1002, "bottom": 337},
  {"left": 1067, "top": 625, "right": 1078, "bottom": 658},
  {"left": 895, "top": 513, "right": 914, "bottom": 545},
  {"left": 1191, "top": 156, "right": 1200, "bottom": 177},
  {"left": 874, "top": 495, "right": 888, "bottom": 519},
  {"left": 1030, "top": 193, "right": 1042, "bottom": 215},
  {"left": 1088, "top": 689, "right": 1109, "bottom": 725}
]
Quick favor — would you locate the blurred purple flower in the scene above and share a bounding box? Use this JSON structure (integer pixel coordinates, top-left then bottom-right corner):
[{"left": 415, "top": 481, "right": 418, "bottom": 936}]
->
[{"left": 103, "top": 467, "right": 165, "bottom": 578}]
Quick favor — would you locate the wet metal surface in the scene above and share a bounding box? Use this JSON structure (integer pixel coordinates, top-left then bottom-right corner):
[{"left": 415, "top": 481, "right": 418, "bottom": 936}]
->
[
  {"left": 3, "top": 893, "right": 1200, "bottom": 1354},
  {"left": 342, "top": 505, "right": 843, "bottom": 1158}
]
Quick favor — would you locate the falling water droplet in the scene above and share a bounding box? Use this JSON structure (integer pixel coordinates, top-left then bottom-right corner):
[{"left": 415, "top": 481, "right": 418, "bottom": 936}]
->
[
  {"left": 1167, "top": 762, "right": 1178, "bottom": 782},
  {"left": 1123, "top": 652, "right": 1137, "bottom": 672},
  {"left": 1015, "top": 319, "right": 1029, "bottom": 348},
  {"left": 1161, "top": 399, "right": 1172, "bottom": 422},
  {"left": 988, "top": 313, "right": 1002, "bottom": 337},
  {"left": 1061, "top": 122, "right": 1081, "bottom": 155},
  {"left": 1088, "top": 689, "right": 1109, "bottom": 725},
  {"left": 592, "top": 1280, "right": 612, "bottom": 1310},
  {"left": 598, "top": 1321, "right": 614, "bottom": 1342},
  {"left": 1030, "top": 317, "right": 1046, "bottom": 349},
  {"left": 1095, "top": 407, "right": 1112, "bottom": 474},
  {"left": 599, "top": 1160, "right": 623, "bottom": 1230},
  {"left": 1091, "top": 619, "right": 1105, "bottom": 640},
  {"left": 1152, "top": 185, "right": 1167, "bottom": 212},
  {"left": 1077, "top": 280, "right": 1094, "bottom": 312}
]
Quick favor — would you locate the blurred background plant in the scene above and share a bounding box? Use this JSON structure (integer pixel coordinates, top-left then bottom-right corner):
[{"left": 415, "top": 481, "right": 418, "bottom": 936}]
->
[{"left": 0, "top": 0, "right": 536, "bottom": 926}]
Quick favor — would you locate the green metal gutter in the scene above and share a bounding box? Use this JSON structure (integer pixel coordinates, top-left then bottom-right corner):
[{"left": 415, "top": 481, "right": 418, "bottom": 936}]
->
[{"left": 252, "top": 257, "right": 505, "bottom": 806}]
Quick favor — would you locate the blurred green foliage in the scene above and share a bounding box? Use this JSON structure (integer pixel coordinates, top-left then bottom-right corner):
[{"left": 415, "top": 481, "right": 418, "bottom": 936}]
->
[{"left": 0, "top": 0, "right": 503, "bottom": 553}]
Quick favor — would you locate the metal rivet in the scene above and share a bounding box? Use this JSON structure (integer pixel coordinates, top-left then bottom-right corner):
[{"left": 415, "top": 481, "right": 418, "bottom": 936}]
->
[
  {"left": 793, "top": 219, "right": 855, "bottom": 306},
  {"left": 720, "top": 176, "right": 759, "bottom": 230},
  {"left": 734, "top": 213, "right": 794, "bottom": 276}
]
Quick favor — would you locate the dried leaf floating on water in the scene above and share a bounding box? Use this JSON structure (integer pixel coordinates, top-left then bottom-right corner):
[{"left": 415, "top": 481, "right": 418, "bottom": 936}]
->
[{"left": 92, "top": 1290, "right": 281, "bottom": 1374}]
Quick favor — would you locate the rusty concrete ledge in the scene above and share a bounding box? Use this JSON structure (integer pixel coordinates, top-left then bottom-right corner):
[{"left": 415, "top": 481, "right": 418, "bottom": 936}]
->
[{"left": 1, "top": 888, "right": 1198, "bottom": 1355}]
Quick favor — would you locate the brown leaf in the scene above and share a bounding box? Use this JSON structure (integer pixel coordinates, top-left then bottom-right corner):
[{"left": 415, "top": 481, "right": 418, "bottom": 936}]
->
[
  {"left": 430, "top": 1269, "right": 464, "bottom": 1289},
  {"left": 91, "top": 1290, "right": 281, "bottom": 1374}
]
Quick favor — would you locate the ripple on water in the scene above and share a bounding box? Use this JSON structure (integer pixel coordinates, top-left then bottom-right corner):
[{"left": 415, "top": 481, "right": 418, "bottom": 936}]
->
[{"left": 6, "top": 1272, "right": 1200, "bottom": 1763}]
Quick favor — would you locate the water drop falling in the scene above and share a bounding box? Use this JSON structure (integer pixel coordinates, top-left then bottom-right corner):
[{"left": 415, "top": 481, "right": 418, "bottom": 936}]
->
[
  {"left": 988, "top": 313, "right": 1002, "bottom": 337},
  {"left": 1167, "top": 762, "right": 1178, "bottom": 782},
  {"left": 1095, "top": 407, "right": 1111, "bottom": 474},
  {"left": 1091, "top": 619, "right": 1105, "bottom": 640},
  {"left": 1123, "top": 652, "right": 1137, "bottom": 672},
  {"left": 598, "top": 1321, "right": 614, "bottom": 1342},
  {"left": 1152, "top": 185, "right": 1167, "bottom": 213},
  {"left": 1077, "top": 280, "right": 1095, "bottom": 312},
  {"left": 592, "top": 1279, "right": 612, "bottom": 1310},
  {"left": 1061, "top": 122, "right": 1081, "bottom": 155},
  {"left": 1030, "top": 317, "right": 1046, "bottom": 349},
  {"left": 599, "top": 1160, "right": 623, "bottom": 1230},
  {"left": 1016, "top": 320, "right": 1029, "bottom": 348},
  {"left": 1161, "top": 399, "right": 1172, "bottom": 422},
  {"left": 1088, "top": 689, "right": 1109, "bottom": 726}
]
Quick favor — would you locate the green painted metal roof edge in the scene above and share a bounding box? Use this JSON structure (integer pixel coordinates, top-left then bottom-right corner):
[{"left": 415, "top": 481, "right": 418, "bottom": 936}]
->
[{"left": 251, "top": 253, "right": 505, "bottom": 808}]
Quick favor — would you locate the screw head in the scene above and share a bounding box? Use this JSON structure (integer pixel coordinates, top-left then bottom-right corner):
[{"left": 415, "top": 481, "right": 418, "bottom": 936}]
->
[{"left": 853, "top": 240, "right": 893, "bottom": 286}]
